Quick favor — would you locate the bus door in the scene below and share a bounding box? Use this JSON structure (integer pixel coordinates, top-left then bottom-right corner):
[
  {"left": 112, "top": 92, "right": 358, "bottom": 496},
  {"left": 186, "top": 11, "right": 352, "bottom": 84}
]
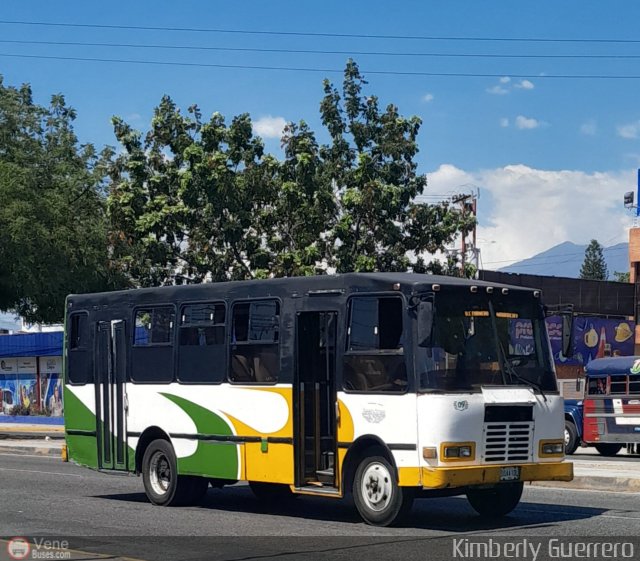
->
[
  {"left": 295, "top": 311, "right": 338, "bottom": 488},
  {"left": 95, "top": 320, "right": 128, "bottom": 471}
]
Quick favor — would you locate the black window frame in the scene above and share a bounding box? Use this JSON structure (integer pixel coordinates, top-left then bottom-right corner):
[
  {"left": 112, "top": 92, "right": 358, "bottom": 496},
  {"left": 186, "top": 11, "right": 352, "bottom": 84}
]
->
[
  {"left": 176, "top": 300, "right": 227, "bottom": 385},
  {"left": 130, "top": 304, "right": 177, "bottom": 384},
  {"left": 342, "top": 293, "right": 408, "bottom": 395},
  {"left": 66, "top": 310, "right": 92, "bottom": 386},
  {"left": 228, "top": 298, "right": 281, "bottom": 385}
]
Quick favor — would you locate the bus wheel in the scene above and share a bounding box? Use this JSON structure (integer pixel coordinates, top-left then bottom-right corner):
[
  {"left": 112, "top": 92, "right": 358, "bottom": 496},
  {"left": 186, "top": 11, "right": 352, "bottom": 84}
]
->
[
  {"left": 142, "top": 439, "right": 205, "bottom": 506},
  {"left": 466, "top": 482, "right": 523, "bottom": 517},
  {"left": 564, "top": 420, "right": 579, "bottom": 455},
  {"left": 352, "top": 455, "right": 414, "bottom": 526},
  {"left": 594, "top": 443, "right": 622, "bottom": 457},
  {"left": 249, "top": 482, "right": 297, "bottom": 503}
]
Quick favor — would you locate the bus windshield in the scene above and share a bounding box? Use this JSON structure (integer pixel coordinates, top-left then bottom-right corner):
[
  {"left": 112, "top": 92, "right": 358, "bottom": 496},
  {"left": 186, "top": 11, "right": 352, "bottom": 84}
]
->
[{"left": 417, "top": 290, "right": 556, "bottom": 393}]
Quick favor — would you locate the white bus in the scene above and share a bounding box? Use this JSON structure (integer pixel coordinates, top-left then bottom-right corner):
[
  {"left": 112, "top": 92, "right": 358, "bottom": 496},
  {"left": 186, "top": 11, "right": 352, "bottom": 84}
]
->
[{"left": 64, "top": 273, "right": 572, "bottom": 526}]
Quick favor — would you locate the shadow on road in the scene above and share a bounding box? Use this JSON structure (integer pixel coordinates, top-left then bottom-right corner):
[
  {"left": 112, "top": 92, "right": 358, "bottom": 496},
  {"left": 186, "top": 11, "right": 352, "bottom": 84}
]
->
[{"left": 94, "top": 484, "right": 607, "bottom": 532}]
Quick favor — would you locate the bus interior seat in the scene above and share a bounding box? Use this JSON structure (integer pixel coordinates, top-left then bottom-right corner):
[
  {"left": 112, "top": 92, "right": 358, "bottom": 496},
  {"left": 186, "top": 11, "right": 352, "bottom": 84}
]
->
[{"left": 231, "top": 353, "right": 253, "bottom": 382}]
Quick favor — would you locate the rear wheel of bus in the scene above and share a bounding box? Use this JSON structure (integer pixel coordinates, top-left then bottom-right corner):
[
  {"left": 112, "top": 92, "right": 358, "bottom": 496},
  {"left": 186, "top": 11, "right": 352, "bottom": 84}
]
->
[
  {"left": 142, "top": 439, "right": 208, "bottom": 506},
  {"left": 352, "top": 454, "right": 414, "bottom": 527},
  {"left": 594, "top": 443, "right": 622, "bottom": 457},
  {"left": 466, "top": 482, "right": 523, "bottom": 517}
]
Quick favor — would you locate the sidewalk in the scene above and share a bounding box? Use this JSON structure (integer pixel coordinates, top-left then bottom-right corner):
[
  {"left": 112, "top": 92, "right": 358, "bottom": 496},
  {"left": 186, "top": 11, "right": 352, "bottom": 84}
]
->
[
  {"left": 532, "top": 447, "right": 640, "bottom": 492},
  {"left": 0, "top": 422, "right": 65, "bottom": 457}
]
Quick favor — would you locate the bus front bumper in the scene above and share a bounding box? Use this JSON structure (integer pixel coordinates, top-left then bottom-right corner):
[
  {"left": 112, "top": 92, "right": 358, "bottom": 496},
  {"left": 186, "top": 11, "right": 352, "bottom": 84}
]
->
[{"left": 420, "top": 461, "right": 573, "bottom": 490}]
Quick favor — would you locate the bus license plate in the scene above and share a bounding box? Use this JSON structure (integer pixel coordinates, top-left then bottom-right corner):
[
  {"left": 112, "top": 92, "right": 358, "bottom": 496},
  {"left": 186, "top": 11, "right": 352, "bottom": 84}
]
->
[{"left": 500, "top": 467, "right": 521, "bottom": 481}]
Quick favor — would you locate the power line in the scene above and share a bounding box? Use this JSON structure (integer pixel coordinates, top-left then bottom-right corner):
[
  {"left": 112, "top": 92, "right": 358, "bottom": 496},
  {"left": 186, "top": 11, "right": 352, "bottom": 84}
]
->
[
  {"left": 4, "top": 38, "right": 640, "bottom": 60},
  {"left": 4, "top": 52, "right": 640, "bottom": 79},
  {"left": 1, "top": 19, "right": 640, "bottom": 44}
]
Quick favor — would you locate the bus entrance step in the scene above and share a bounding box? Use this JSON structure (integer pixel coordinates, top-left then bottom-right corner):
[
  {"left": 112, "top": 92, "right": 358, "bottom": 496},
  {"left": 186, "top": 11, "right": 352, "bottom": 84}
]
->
[{"left": 294, "top": 485, "right": 341, "bottom": 497}]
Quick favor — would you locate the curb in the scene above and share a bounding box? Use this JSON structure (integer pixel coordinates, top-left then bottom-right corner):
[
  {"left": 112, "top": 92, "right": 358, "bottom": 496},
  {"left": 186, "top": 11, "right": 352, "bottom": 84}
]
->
[
  {"left": 0, "top": 444, "right": 62, "bottom": 457},
  {"left": 532, "top": 475, "right": 640, "bottom": 493},
  {"left": 0, "top": 432, "right": 65, "bottom": 440}
]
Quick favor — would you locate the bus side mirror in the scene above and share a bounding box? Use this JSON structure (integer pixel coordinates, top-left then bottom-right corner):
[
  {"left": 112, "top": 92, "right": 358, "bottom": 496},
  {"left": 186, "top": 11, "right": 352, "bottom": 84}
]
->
[
  {"left": 417, "top": 301, "right": 434, "bottom": 348},
  {"left": 562, "top": 314, "right": 574, "bottom": 358}
]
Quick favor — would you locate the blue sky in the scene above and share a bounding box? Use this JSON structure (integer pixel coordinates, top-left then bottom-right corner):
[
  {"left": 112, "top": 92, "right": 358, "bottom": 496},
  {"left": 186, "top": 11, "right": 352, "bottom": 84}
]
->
[{"left": 1, "top": 0, "right": 639, "bottom": 271}]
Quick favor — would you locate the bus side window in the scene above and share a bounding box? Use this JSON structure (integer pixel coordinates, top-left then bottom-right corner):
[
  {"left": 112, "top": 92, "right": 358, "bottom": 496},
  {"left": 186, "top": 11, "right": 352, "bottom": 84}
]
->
[
  {"left": 630, "top": 377, "right": 640, "bottom": 395},
  {"left": 610, "top": 375, "right": 628, "bottom": 395},
  {"left": 67, "top": 312, "right": 92, "bottom": 384},
  {"left": 229, "top": 300, "right": 280, "bottom": 384},
  {"left": 343, "top": 296, "right": 407, "bottom": 393},
  {"left": 131, "top": 306, "right": 175, "bottom": 383},
  {"left": 177, "top": 303, "right": 226, "bottom": 383}
]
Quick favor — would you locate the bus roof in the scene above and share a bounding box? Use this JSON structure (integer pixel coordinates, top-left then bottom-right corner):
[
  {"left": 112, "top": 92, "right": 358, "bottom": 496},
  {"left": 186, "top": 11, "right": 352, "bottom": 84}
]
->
[
  {"left": 585, "top": 356, "right": 640, "bottom": 376},
  {"left": 67, "top": 272, "right": 541, "bottom": 305}
]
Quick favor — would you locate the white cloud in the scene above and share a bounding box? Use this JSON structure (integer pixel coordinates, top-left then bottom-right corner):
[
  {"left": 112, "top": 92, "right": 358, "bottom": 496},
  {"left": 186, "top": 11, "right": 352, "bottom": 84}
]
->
[
  {"left": 252, "top": 115, "right": 287, "bottom": 139},
  {"left": 514, "top": 79, "right": 535, "bottom": 90},
  {"left": 422, "top": 93, "right": 434, "bottom": 103},
  {"left": 580, "top": 120, "right": 597, "bottom": 136},
  {"left": 487, "top": 85, "right": 509, "bottom": 95},
  {"left": 427, "top": 164, "right": 634, "bottom": 267},
  {"left": 126, "top": 112, "right": 142, "bottom": 122},
  {"left": 515, "top": 115, "right": 541, "bottom": 130},
  {"left": 617, "top": 121, "right": 640, "bottom": 139},
  {"left": 499, "top": 117, "right": 509, "bottom": 128},
  {"left": 499, "top": 76, "right": 511, "bottom": 84}
]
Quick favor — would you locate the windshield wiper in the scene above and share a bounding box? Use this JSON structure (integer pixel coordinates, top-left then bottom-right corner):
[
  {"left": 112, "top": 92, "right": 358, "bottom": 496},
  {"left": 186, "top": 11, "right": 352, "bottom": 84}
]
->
[{"left": 498, "top": 340, "right": 547, "bottom": 402}]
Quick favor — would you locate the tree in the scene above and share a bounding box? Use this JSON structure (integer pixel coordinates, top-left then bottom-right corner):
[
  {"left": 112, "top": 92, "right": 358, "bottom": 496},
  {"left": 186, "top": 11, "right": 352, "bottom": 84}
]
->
[
  {"left": 107, "top": 96, "right": 281, "bottom": 285},
  {"left": 318, "top": 60, "right": 475, "bottom": 273},
  {"left": 580, "top": 239, "right": 608, "bottom": 280},
  {"left": 0, "top": 77, "right": 121, "bottom": 323},
  {"left": 613, "top": 271, "right": 630, "bottom": 283},
  {"left": 107, "top": 60, "right": 476, "bottom": 285}
]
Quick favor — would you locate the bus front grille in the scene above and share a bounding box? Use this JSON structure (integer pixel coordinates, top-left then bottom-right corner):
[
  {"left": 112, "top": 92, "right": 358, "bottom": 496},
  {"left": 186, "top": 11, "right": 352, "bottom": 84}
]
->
[{"left": 482, "top": 422, "right": 533, "bottom": 463}]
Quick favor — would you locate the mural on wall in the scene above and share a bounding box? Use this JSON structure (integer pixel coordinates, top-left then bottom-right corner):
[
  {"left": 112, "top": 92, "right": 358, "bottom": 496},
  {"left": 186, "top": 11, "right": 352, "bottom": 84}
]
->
[
  {"left": 545, "top": 316, "right": 635, "bottom": 366},
  {"left": 0, "top": 356, "right": 63, "bottom": 416}
]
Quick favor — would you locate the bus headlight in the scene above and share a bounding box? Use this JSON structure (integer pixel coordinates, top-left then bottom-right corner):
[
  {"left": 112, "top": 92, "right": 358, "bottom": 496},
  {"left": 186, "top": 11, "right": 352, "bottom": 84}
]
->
[
  {"left": 441, "top": 442, "right": 475, "bottom": 461},
  {"left": 540, "top": 440, "right": 565, "bottom": 457}
]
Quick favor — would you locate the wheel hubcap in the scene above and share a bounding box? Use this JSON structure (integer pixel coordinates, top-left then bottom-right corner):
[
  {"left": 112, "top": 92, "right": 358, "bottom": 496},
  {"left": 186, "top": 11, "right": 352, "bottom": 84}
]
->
[
  {"left": 361, "top": 462, "right": 392, "bottom": 512},
  {"left": 149, "top": 451, "right": 171, "bottom": 495},
  {"left": 564, "top": 428, "right": 570, "bottom": 446}
]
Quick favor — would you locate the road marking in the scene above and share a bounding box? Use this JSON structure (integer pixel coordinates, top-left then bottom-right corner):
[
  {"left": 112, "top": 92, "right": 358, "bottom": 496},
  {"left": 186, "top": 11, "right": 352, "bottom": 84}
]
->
[{"left": 0, "top": 466, "right": 83, "bottom": 478}]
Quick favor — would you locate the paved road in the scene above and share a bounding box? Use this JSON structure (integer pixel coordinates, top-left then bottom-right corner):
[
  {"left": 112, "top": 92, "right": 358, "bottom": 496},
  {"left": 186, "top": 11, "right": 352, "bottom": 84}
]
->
[{"left": 1, "top": 453, "right": 639, "bottom": 560}]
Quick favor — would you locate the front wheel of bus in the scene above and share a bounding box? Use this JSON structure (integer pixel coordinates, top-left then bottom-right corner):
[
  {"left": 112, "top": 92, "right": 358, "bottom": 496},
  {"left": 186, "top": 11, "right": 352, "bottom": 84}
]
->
[
  {"left": 466, "top": 482, "right": 523, "bottom": 517},
  {"left": 594, "top": 443, "right": 622, "bottom": 457},
  {"left": 353, "top": 455, "right": 414, "bottom": 527},
  {"left": 142, "top": 439, "right": 207, "bottom": 506}
]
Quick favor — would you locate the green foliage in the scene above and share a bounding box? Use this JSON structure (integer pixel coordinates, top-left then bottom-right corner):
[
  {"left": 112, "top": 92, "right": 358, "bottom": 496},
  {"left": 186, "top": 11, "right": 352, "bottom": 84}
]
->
[
  {"left": 107, "top": 60, "right": 475, "bottom": 284},
  {"left": 580, "top": 239, "right": 608, "bottom": 281},
  {"left": 320, "top": 60, "right": 475, "bottom": 273},
  {"left": 0, "top": 77, "right": 122, "bottom": 323},
  {"left": 613, "top": 270, "right": 630, "bottom": 283}
]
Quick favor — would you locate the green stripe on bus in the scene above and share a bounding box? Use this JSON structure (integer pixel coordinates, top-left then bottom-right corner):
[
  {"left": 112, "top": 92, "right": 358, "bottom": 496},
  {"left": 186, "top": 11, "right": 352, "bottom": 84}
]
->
[
  {"left": 64, "top": 388, "right": 99, "bottom": 469},
  {"left": 160, "top": 393, "right": 239, "bottom": 480}
]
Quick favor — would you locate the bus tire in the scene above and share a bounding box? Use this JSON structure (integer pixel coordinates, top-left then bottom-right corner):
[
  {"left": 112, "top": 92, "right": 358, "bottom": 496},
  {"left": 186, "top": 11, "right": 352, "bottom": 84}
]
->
[
  {"left": 466, "top": 482, "right": 523, "bottom": 517},
  {"left": 142, "top": 439, "right": 204, "bottom": 506},
  {"left": 249, "top": 482, "right": 297, "bottom": 503},
  {"left": 594, "top": 443, "right": 622, "bottom": 457},
  {"left": 352, "top": 455, "right": 414, "bottom": 527},
  {"left": 564, "top": 420, "right": 579, "bottom": 455}
]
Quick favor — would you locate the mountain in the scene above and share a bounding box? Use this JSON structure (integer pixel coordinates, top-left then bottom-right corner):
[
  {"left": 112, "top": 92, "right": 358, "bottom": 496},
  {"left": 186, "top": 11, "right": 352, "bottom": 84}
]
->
[{"left": 498, "top": 241, "right": 629, "bottom": 279}]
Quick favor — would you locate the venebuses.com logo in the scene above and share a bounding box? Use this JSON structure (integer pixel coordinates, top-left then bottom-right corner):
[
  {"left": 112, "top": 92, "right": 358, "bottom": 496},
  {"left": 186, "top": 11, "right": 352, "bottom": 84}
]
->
[
  {"left": 7, "top": 538, "right": 30, "bottom": 560},
  {"left": 6, "top": 537, "right": 71, "bottom": 560}
]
